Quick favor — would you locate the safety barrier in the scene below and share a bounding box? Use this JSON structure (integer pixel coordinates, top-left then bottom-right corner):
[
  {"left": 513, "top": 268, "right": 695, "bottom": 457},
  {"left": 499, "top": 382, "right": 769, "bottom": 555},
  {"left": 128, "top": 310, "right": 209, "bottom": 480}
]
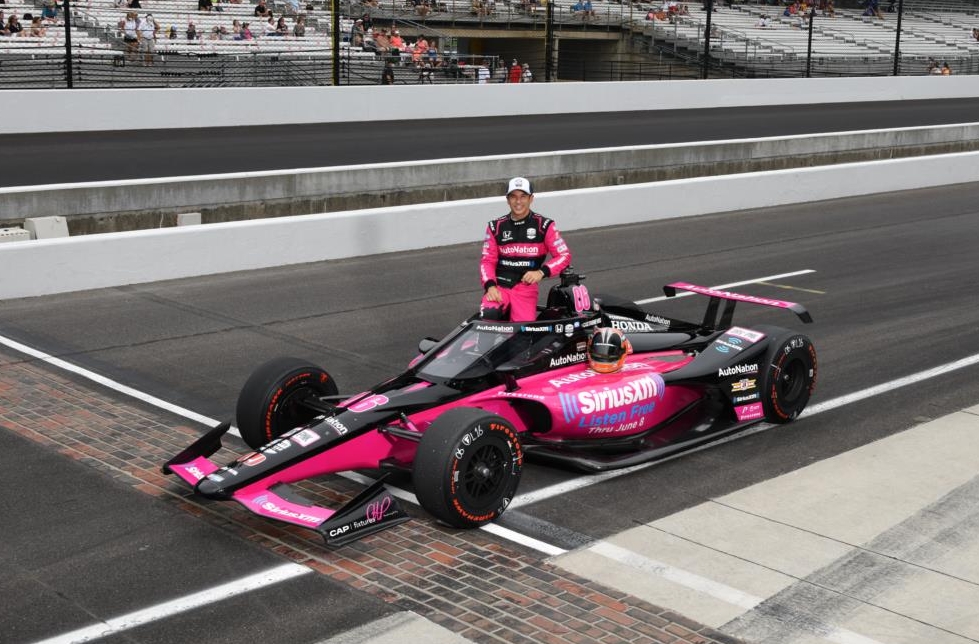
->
[{"left": 2, "top": 150, "right": 977, "bottom": 299}]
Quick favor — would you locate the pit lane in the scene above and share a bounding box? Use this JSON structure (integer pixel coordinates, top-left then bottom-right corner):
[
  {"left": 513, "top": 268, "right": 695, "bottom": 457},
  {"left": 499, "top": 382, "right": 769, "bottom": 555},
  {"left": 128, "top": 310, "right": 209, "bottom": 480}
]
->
[{"left": 2, "top": 181, "right": 979, "bottom": 643}]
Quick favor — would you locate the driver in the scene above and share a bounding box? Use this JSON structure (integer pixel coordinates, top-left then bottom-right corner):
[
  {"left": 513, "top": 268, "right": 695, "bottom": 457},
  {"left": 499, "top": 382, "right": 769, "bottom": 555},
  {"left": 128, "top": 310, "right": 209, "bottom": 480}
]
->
[
  {"left": 587, "top": 327, "right": 632, "bottom": 374},
  {"left": 479, "top": 177, "right": 572, "bottom": 322}
]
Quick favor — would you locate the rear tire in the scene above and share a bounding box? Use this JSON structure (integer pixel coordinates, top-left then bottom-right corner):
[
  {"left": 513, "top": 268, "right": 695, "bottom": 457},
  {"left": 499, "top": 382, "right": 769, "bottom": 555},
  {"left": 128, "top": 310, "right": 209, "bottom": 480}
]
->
[
  {"left": 413, "top": 408, "right": 523, "bottom": 528},
  {"left": 758, "top": 329, "right": 817, "bottom": 423},
  {"left": 235, "top": 357, "right": 337, "bottom": 449}
]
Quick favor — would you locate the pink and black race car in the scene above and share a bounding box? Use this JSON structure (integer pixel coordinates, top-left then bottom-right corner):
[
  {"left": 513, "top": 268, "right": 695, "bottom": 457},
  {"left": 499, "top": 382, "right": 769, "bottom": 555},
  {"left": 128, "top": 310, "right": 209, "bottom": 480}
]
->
[{"left": 164, "top": 270, "right": 816, "bottom": 546}]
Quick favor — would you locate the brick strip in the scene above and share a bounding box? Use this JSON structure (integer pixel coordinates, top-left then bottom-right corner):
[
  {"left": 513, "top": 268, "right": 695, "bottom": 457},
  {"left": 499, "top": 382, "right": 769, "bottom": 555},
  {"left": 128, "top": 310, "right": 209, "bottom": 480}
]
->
[{"left": 0, "top": 349, "right": 741, "bottom": 644}]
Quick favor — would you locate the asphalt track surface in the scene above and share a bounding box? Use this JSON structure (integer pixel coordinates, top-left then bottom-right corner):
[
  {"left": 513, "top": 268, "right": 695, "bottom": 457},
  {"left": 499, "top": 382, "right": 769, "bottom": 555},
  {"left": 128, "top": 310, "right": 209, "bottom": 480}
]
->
[
  {"left": 5, "top": 97, "right": 979, "bottom": 187},
  {"left": 2, "top": 179, "right": 979, "bottom": 643}
]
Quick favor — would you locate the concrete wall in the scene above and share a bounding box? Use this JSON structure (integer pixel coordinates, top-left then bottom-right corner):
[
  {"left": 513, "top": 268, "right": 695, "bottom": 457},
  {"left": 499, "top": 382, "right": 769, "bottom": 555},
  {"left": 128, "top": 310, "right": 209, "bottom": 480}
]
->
[
  {"left": 2, "top": 151, "right": 978, "bottom": 300},
  {"left": 4, "top": 75, "right": 979, "bottom": 134},
  {"left": 5, "top": 122, "right": 979, "bottom": 231}
]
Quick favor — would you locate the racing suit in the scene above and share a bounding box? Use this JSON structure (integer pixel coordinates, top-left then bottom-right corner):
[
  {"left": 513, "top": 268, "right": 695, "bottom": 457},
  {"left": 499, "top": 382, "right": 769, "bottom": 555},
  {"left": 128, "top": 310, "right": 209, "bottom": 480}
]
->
[{"left": 479, "top": 211, "right": 572, "bottom": 321}]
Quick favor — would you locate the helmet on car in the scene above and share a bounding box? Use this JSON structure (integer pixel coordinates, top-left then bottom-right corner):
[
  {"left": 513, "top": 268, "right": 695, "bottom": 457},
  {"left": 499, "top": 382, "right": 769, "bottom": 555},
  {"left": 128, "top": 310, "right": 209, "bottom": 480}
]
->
[{"left": 587, "top": 327, "right": 632, "bottom": 374}]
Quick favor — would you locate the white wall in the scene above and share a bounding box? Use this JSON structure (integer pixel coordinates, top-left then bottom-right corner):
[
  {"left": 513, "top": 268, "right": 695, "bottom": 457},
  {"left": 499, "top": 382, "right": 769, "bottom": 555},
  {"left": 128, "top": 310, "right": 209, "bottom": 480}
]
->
[
  {"left": 4, "top": 76, "right": 979, "bottom": 134},
  {"left": 2, "top": 151, "right": 978, "bottom": 300}
]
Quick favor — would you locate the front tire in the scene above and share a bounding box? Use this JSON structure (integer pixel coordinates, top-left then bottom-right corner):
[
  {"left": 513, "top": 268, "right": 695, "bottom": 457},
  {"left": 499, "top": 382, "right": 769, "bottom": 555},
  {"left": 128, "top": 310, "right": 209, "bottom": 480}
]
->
[
  {"left": 235, "top": 357, "right": 337, "bottom": 449},
  {"left": 758, "top": 329, "right": 817, "bottom": 423},
  {"left": 413, "top": 408, "right": 523, "bottom": 528}
]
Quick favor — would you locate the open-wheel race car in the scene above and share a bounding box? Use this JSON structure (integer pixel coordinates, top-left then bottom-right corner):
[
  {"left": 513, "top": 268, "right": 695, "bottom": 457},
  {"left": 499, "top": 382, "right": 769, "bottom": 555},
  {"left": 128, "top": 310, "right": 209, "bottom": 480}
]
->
[{"left": 164, "top": 269, "right": 816, "bottom": 546}]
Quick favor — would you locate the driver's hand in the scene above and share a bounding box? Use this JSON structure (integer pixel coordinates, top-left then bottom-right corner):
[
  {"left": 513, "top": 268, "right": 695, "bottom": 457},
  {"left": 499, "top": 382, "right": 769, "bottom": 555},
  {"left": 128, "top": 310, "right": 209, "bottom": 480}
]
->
[
  {"left": 521, "top": 269, "right": 545, "bottom": 284},
  {"left": 485, "top": 285, "right": 502, "bottom": 302}
]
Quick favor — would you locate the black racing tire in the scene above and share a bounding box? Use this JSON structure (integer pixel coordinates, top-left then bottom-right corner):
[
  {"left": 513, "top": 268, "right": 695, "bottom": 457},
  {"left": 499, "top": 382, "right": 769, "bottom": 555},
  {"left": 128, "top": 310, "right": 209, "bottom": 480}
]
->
[
  {"left": 235, "top": 357, "right": 338, "bottom": 449},
  {"left": 757, "top": 327, "right": 817, "bottom": 424},
  {"left": 413, "top": 408, "right": 523, "bottom": 528}
]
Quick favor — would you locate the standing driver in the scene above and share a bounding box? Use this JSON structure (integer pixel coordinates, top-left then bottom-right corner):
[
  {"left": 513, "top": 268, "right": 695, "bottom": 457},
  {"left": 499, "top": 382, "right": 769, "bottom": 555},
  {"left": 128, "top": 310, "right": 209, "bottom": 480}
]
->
[{"left": 479, "top": 177, "right": 572, "bottom": 321}]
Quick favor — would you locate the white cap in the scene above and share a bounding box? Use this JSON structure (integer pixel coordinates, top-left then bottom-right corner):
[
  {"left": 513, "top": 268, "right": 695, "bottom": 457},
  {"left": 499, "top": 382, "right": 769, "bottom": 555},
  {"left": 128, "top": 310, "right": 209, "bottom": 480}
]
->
[{"left": 506, "top": 176, "right": 533, "bottom": 196}]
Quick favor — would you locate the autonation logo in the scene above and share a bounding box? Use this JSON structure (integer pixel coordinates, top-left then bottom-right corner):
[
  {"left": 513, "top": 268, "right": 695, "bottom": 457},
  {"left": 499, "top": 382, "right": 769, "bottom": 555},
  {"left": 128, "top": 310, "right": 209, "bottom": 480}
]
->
[{"left": 718, "top": 363, "right": 759, "bottom": 377}]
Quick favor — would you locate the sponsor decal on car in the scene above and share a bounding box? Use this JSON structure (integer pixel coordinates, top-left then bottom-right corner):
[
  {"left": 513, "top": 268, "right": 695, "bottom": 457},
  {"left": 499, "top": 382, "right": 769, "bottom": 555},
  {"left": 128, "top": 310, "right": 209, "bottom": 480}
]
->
[
  {"left": 718, "top": 363, "right": 760, "bottom": 377},
  {"left": 498, "top": 391, "right": 548, "bottom": 401},
  {"left": 558, "top": 374, "right": 665, "bottom": 432},
  {"left": 644, "top": 314, "right": 671, "bottom": 326},
  {"left": 186, "top": 464, "right": 207, "bottom": 480},
  {"left": 733, "top": 393, "right": 761, "bottom": 403},
  {"left": 242, "top": 452, "right": 266, "bottom": 467},
  {"left": 727, "top": 326, "right": 766, "bottom": 343},
  {"left": 714, "top": 336, "right": 745, "bottom": 354},
  {"left": 261, "top": 439, "right": 291, "bottom": 454},
  {"left": 324, "top": 416, "right": 349, "bottom": 435},
  {"left": 731, "top": 378, "right": 757, "bottom": 393},
  {"left": 475, "top": 324, "right": 515, "bottom": 334},
  {"left": 735, "top": 403, "right": 765, "bottom": 422},
  {"left": 521, "top": 324, "right": 553, "bottom": 333},
  {"left": 292, "top": 429, "right": 320, "bottom": 447},
  {"left": 549, "top": 352, "right": 586, "bottom": 368},
  {"left": 252, "top": 495, "right": 327, "bottom": 526},
  {"left": 610, "top": 319, "right": 656, "bottom": 333}
]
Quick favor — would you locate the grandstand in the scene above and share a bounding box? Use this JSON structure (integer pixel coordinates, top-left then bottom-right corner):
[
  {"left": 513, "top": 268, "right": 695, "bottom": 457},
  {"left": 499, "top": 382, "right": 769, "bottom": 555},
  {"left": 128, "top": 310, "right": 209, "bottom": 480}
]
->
[{"left": 2, "top": 0, "right": 979, "bottom": 86}]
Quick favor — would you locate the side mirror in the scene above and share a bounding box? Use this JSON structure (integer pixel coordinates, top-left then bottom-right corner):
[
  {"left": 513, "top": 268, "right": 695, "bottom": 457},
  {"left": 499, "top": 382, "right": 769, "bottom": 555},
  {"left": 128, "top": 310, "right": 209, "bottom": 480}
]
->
[{"left": 417, "top": 337, "right": 439, "bottom": 354}]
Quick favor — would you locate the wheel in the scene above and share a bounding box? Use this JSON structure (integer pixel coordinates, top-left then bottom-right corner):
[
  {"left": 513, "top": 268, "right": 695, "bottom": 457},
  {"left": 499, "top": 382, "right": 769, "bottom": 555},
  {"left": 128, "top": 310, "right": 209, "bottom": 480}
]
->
[
  {"left": 235, "top": 357, "right": 337, "bottom": 449},
  {"left": 758, "top": 328, "right": 817, "bottom": 424},
  {"left": 413, "top": 408, "right": 523, "bottom": 528}
]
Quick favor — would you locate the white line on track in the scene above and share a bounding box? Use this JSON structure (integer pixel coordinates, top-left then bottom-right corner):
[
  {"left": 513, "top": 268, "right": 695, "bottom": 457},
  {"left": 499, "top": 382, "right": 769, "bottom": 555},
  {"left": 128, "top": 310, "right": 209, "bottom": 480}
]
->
[{"left": 31, "top": 564, "right": 311, "bottom": 644}]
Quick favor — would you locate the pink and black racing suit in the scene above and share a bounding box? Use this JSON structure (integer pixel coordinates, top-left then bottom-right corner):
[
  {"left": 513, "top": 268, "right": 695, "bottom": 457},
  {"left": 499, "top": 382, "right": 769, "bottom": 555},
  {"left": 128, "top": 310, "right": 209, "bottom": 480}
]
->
[{"left": 479, "top": 211, "right": 572, "bottom": 321}]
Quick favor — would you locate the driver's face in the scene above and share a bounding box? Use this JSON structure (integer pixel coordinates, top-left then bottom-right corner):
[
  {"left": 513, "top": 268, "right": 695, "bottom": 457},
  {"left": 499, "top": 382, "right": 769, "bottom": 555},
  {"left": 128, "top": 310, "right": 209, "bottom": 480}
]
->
[{"left": 507, "top": 191, "right": 533, "bottom": 219}]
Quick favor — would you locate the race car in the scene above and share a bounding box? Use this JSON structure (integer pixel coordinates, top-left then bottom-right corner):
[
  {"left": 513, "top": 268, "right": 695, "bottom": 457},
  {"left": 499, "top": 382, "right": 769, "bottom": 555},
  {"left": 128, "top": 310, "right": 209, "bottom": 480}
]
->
[{"left": 163, "top": 269, "right": 816, "bottom": 546}]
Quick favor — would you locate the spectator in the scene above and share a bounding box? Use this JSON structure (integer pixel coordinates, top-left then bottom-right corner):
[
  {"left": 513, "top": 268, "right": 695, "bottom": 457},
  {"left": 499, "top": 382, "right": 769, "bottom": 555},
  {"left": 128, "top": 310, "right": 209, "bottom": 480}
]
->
[
  {"left": 477, "top": 60, "right": 490, "bottom": 83},
  {"left": 390, "top": 29, "right": 403, "bottom": 50},
  {"left": 231, "top": 18, "right": 241, "bottom": 37},
  {"left": 40, "top": 0, "right": 57, "bottom": 23},
  {"left": 293, "top": 14, "right": 305, "bottom": 36},
  {"left": 120, "top": 11, "right": 138, "bottom": 59},
  {"left": 262, "top": 15, "right": 276, "bottom": 35},
  {"left": 137, "top": 13, "right": 157, "bottom": 65},
  {"left": 418, "top": 61, "right": 433, "bottom": 83},
  {"left": 350, "top": 18, "right": 364, "bottom": 46},
  {"left": 521, "top": 62, "right": 532, "bottom": 82},
  {"left": 284, "top": 0, "right": 301, "bottom": 14},
  {"left": 755, "top": 14, "right": 770, "bottom": 27},
  {"left": 972, "top": 27, "right": 979, "bottom": 42},
  {"left": 479, "top": 177, "right": 572, "bottom": 322},
  {"left": 381, "top": 60, "right": 395, "bottom": 84},
  {"left": 942, "top": 62, "right": 951, "bottom": 75},
  {"left": 254, "top": 0, "right": 270, "bottom": 16},
  {"left": 507, "top": 59, "right": 521, "bottom": 82},
  {"left": 373, "top": 27, "right": 390, "bottom": 53},
  {"left": 198, "top": 0, "right": 212, "bottom": 11},
  {"left": 237, "top": 21, "right": 253, "bottom": 39},
  {"left": 0, "top": 12, "right": 7, "bottom": 37},
  {"left": 167, "top": 24, "right": 177, "bottom": 38},
  {"left": 186, "top": 20, "right": 197, "bottom": 38},
  {"left": 6, "top": 13, "right": 23, "bottom": 35},
  {"left": 582, "top": 0, "right": 594, "bottom": 19},
  {"left": 275, "top": 15, "right": 288, "bottom": 34},
  {"left": 822, "top": 0, "right": 835, "bottom": 17},
  {"left": 29, "top": 16, "right": 45, "bottom": 36}
]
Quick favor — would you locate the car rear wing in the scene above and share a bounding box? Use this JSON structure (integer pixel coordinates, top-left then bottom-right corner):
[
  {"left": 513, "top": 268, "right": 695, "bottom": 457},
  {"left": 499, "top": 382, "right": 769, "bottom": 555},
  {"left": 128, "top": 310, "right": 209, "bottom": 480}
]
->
[{"left": 663, "top": 281, "right": 812, "bottom": 330}]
